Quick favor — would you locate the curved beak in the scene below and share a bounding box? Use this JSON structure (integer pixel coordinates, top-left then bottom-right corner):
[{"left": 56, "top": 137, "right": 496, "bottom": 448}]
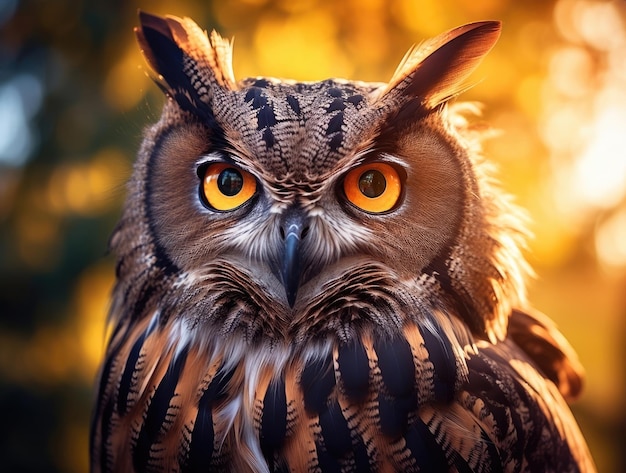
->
[{"left": 280, "top": 212, "right": 307, "bottom": 308}]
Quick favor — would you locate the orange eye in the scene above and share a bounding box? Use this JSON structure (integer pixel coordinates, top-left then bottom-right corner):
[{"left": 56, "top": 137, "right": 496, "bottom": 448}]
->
[
  {"left": 343, "top": 162, "right": 402, "bottom": 213},
  {"left": 202, "top": 163, "right": 257, "bottom": 211}
]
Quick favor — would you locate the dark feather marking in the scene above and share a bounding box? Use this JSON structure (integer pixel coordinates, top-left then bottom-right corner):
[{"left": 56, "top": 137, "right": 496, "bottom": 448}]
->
[
  {"left": 185, "top": 407, "right": 213, "bottom": 472},
  {"left": 423, "top": 250, "right": 479, "bottom": 329},
  {"left": 257, "top": 105, "right": 277, "bottom": 130},
  {"left": 262, "top": 128, "right": 275, "bottom": 148},
  {"left": 138, "top": 13, "right": 214, "bottom": 122},
  {"left": 464, "top": 347, "right": 564, "bottom": 471},
  {"left": 132, "top": 347, "right": 189, "bottom": 470},
  {"left": 91, "top": 323, "right": 137, "bottom": 471},
  {"left": 144, "top": 128, "right": 182, "bottom": 278},
  {"left": 347, "top": 94, "right": 364, "bottom": 107},
  {"left": 419, "top": 324, "right": 457, "bottom": 402},
  {"left": 114, "top": 253, "right": 124, "bottom": 279},
  {"left": 318, "top": 400, "right": 353, "bottom": 458},
  {"left": 116, "top": 330, "right": 148, "bottom": 415},
  {"left": 337, "top": 339, "right": 370, "bottom": 403},
  {"left": 92, "top": 336, "right": 122, "bottom": 433},
  {"left": 326, "top": 113, "right": 344, "bottom": 136},
  {"left": 139, "top": 18, "right": 184, "bottom": 92},
  {"left": 185, "top": 367, "right": 235, "bottom": 471},
  {"left": 467, "top": 352, "right": 515, "bottom": 430},
  {"left": 378, "top": 396, "right": 414, "bottom": 439},
  {"left": 404, "top": 418, "right": 451, "bottom": 471},
  {"left": 373, "top": 336, "right": 417, "bottom": 438},
  {"left": 286, "top": 95, "right": 301, "bottom": 115},
  {"left": 491, "top": 347, "right": 564, "bottom": 469},
  {"left": 260, "top": 378, "right": 287, "bottom": 456},
  {"left": 328, "top": 133, "right": 344, "bottom": 152},
  {"left": 328, "top": 87, "right": 343, "bottom": 97},
  {"left": 244, "top": 87, "right": 268, "bottom": 109},
  {"left": 97, "top": 396, "right": 115, "bottom": 473},
  {"left": 426, "top": 416, "right": 474, "bottom": 473},
  {"left": 315, "top": 447, "right": 343, "bottom": 473},
  {"left": 374, "top": 336, "right": 415, "bottom": 398},
  {"left": 327, "top": 98, "right": 346, "bottom": 113},
  {"left": 475, "top": 425, "right": 503, "bottom": 472},
  {"left": 300, "top": 355, "right": 336, "bottom": 414},
  {"left": 252, "top": 78, "right": 270, "bottom": 88},
  {"left": 130, "top": 277, "right": 162, "bottom": 323},
  {"left": 352, "top": 437, "right": 373, "bottom": 471}
]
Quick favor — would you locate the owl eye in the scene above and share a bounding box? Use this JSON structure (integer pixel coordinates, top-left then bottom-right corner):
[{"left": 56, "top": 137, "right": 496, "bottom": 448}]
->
[
  {"left": 343, "top": 162, "right": 402, "bottom": 213},
  {"left": 202, "top": 163, "right": 257, "bottom": 211}
]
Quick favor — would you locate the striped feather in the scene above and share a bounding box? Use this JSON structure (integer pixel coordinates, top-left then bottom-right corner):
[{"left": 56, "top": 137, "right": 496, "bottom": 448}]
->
[{"left": 91, "top": 12, "right": 595, "bottom": 473}]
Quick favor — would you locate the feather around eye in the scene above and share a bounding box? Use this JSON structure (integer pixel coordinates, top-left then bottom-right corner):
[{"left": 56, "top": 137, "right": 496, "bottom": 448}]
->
[
  {"left": 343, "top": 162, "right": 402, "bottom": 213},
  {"left": 202, "top": 163, "right": 257, "bottom": 211}
]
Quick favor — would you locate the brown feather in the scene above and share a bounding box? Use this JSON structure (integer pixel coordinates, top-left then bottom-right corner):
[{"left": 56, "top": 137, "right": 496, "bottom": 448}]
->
[
  {"left": 382, "top": 21, "right": 501, "bottom": 108},
  {"left": 91, "top": 12, "right": 596, "bottom": 473}
]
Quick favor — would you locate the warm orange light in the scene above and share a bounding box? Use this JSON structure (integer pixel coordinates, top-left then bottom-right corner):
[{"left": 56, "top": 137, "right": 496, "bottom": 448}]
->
[{"left": 542, "top": 0, "right": 626, "bottom": 230}]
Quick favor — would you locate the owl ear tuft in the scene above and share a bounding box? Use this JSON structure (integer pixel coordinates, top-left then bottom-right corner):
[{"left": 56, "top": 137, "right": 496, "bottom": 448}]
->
[
  {"left": 381, "top": 21, "right": 501, "bottom": 109},
  {"left": 135, "top": 11, "right": 236, "bottom": 114}
]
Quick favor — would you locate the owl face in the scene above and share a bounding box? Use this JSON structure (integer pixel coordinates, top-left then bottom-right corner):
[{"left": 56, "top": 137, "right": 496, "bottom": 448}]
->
[
  {"left": 147, "top": 85, "right": 464, "bottom": 297},
  {"left": 119, "top": 13, "right": 526, "bottom": 345}
]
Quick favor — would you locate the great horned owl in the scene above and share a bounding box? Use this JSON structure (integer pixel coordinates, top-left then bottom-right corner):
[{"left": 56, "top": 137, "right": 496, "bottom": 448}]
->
[{"left": 90, "top": 12, "right": 596, "bottom": 473}]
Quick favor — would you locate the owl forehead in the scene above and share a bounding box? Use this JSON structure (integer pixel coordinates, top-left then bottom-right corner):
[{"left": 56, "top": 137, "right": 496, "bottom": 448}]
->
[{"left": 219, "top": 77, "right": 385, "bottom": 180}]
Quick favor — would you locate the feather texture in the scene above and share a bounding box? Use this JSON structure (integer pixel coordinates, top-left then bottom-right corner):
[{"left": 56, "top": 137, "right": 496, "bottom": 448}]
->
[
  {"left": 382, "top": 21, "right": 501, "bottom": 108},
  {"left": 91, "top": 12, "right": 596, "bottom": 473}
]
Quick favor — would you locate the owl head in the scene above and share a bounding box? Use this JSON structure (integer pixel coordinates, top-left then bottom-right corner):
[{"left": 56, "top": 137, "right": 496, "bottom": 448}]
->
[{"left": 111, "top": 12, "right": 528, "bottom": 352}]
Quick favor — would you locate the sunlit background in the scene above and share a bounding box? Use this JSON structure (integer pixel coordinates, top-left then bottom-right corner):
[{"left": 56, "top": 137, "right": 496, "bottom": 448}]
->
[{"left": 0, "top": 0, "right": 624, "bottom": 471}]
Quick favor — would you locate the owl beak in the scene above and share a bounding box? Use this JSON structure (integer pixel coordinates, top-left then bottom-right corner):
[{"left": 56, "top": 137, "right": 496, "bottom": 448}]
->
[{"left": 280, "top": 213, "right": 307, "bottom": 308}]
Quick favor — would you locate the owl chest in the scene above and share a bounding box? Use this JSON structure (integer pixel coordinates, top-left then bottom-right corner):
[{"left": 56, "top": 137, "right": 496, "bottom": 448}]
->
[{"left": 95, "top": 317, "right": 464, "bottom": 473}]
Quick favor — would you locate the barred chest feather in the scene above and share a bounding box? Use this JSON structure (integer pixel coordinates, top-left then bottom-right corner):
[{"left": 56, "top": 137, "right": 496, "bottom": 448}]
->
[
  {"left": 94, "top": 269, "right": 477, "bottom": 472},
  {"left": 92, "top": 272, "right": 590, "bottom": 472}
]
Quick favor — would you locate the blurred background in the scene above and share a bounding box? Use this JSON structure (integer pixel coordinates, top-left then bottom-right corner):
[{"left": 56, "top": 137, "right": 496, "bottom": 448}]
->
[{"left": 1, "top": 0, "right": 624, "bottom": 471}]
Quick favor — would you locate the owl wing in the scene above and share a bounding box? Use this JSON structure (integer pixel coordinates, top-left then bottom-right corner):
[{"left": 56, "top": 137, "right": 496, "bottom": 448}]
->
[
  {"left": 507, "top": 308, "right": 585, "bottom": 402},
  {"left": 253, "top": 312, "right": 596, "bottom": 473},
  {"left": 425, "top": 335, "right": 593, "bottom": 472}
]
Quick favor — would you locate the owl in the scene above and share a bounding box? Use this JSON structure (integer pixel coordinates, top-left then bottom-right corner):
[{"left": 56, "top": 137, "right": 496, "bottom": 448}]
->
[{"left": 90, "top": 11, "right": 596, "bottom": 473}]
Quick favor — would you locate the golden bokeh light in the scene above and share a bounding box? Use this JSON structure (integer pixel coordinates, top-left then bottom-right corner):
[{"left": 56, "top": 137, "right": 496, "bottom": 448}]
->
[
  {"left": 103, "top": 45, "right": 151, "bottom": 112},
  {"left": 47, "top": 148, "right": 129, "bottom": 217},
  {"left": 538, "top": 0, "right": 626, "bottom": 281},
  {"left": 1, "top": 1, "right": 625, "bottom": 471},
  {"left": 73, "top": 261, "right": 114, "bottom": 379},
  {"left": 596, "top": 207, "right": 626, "bottom": 270},
  {"left": 251, "top": 10, "right": 353, "bottom": 80}
]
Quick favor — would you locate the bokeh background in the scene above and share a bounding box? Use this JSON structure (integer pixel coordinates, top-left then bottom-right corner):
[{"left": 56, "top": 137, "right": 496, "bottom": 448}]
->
[{"left": 1, "top": 0, "right": 625, "bottom": 471}]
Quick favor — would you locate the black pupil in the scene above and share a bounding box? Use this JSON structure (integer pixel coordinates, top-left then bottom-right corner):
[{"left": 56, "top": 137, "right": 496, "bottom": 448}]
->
[
  {"left": 217, "top": 168, "right": 243, "bottom": 196},
  {"left": 358, "top": 170, "right": 386, "bottom": 198}
]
